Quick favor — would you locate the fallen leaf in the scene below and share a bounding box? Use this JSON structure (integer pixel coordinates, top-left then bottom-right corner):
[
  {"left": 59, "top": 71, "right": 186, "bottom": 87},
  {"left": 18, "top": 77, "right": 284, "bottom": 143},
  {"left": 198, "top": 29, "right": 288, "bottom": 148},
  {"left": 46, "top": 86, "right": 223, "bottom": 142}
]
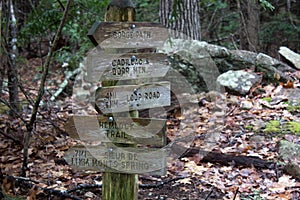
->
[
  {"left": 26, "top": 185, "right": 38, "bottom": 200},
  {"left": 280, "top": 80, "right": 294, "bottom": 89},
  {"left": 176, "top": 177, "right": 192, "bottom": 185}
]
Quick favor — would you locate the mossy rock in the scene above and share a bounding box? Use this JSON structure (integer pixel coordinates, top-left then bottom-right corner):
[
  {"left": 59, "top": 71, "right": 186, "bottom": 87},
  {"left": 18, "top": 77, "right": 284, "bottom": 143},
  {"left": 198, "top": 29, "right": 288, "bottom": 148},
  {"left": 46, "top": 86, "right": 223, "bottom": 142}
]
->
[
  {"left": 287, "top": 101, "right": 300, "bottom": 113},
  {"left": 264, "top": 120, "right": 300, "bottom": 135},
  {"left": 278, "top": 140, "right": 300, "bottom": 162}
]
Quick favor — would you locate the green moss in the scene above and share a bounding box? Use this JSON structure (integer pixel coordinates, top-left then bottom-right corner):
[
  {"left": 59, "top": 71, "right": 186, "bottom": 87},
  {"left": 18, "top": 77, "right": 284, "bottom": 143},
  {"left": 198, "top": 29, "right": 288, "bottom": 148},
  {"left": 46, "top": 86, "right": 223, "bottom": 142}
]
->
[
  {"left": 287, "top": 103, "right": 300, "bottom": 113},
  {"left": 245, "top": 125, "right": 254, "bottom": 131},
  {"left": 262, "top": 97, "right": 272, "bottom": 103},
  {"left": 241, "top": 190, "right": 265, "bottom": 200},
  {"left": 284, "top": 122, "right": 300, "bottom": 135},
  {"left": 264, "top": 120, "right": 281, "bottom": 133},
  {"left": 0, "top": 103, "right": 10, "bottom": 114},
  {"left": 264, "top": 120, "right": 300, "bottom": 135}
]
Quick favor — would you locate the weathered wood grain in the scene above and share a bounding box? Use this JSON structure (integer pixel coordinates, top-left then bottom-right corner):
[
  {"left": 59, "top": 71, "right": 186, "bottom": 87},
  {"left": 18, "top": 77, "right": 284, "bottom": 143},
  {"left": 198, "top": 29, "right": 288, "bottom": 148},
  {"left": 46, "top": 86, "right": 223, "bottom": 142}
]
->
[
  {"left": 65, "top": 115, "right": 166, "bottom": 146},
  {"left": 95, "top": 81, "right": 171, "bottom": 113},
  {"left": 86, "top": 52, "right": 170, "bottom": 82},
  {"left": 88, "top": 22, "right": 168, "bottom": 48},
  {"left": 64, "top": 145, "right": 167, "bottom": 175}
]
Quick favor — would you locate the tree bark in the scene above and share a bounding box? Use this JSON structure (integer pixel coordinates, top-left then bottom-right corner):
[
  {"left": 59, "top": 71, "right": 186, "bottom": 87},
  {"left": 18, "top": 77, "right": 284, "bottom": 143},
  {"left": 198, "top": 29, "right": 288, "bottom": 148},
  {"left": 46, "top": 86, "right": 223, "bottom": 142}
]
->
[
  {"left": 159, "top": 0, "right": 201, "bottom": 40},
  {"left": 0, "top": 1, "right": 3, "bottom": 96},
  {"left": 237, "top": 0, "right": 260, "bottom": 52},
  {"left": 7, "top": 0, "right": 20, "bottom": 115},
  {"left": 105, "top": 0, "right": 135, "bottom": 21}
]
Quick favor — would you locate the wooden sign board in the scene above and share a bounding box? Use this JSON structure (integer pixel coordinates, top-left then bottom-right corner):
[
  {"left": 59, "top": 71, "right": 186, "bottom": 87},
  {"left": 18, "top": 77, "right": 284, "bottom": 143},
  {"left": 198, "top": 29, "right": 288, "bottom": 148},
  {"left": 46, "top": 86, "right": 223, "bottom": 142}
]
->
[
  {"left": 86, "top": 53, "right": 170, "bottom": 82},
  {"left": 88, "top": 22, "right": 168, "bottom": 48},
  {"left": 96, "top": 81, "right": 171, "bottom": 114},
  {"left": 64, "top": 145, "right": 167, "bottom": 175},
  {"left": 65, "top": 115, "right": 166, "bottom": 146}
]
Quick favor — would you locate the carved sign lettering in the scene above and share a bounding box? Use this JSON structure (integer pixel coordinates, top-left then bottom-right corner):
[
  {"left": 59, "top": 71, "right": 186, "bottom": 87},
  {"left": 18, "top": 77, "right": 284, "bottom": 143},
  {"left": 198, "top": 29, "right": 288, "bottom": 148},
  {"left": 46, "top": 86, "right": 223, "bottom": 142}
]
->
[
  {"left": 64, "top": 145, "right": 167, "bottom": 175},
  {"left": 88, "top": 22, "right": 168, "bottom": 48},
  {"left": 95, "top": 81, "right": 171, "bottom": 114},
  {"left": 65, "top": 115, "right": 166, "bottom": 146},
  {"left": 86, "top": 53, "right": 169, "bottom": 82}
]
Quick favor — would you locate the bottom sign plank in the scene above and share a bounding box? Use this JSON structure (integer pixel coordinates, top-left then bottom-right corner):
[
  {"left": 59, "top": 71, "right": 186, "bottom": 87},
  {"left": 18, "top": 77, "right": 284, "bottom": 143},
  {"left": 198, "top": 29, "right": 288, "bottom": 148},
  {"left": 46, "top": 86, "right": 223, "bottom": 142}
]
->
[{"left": 64, "top": 145, "right": 167, "bottom": 175}]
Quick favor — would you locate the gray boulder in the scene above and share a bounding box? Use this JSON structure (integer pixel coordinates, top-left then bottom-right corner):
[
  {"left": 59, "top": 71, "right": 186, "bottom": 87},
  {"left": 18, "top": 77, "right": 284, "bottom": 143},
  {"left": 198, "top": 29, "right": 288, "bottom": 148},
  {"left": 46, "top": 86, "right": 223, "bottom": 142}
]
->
[
  {"left": 279, "top": 46, "right": 300, "bottom": 70},
  {"left": 159, "top": 39, "right": 295, "bottom": 93},
  {"left": 216, "top": 70, "right": 262, "bottom": 95}
]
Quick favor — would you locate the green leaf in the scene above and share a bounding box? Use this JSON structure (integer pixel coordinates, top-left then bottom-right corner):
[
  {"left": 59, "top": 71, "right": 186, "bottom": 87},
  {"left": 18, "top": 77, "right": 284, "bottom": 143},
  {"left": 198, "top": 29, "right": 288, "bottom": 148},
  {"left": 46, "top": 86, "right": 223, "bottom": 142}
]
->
[{"left": 259, "top": 0, "right": 275, "bottom": 11}]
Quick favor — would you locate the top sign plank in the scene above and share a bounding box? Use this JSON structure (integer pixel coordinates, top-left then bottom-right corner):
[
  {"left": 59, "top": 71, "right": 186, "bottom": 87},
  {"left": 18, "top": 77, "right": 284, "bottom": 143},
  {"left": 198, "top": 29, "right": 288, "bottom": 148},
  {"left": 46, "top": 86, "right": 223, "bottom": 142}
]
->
[{"left": 88, "top": 22, "right": 168, "bottom": 48}]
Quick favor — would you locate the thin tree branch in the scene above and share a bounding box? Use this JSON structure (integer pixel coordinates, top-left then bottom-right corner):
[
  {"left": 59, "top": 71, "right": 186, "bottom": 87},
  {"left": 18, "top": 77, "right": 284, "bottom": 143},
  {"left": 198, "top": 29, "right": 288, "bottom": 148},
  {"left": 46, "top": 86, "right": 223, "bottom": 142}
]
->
[
  {"left": 56, "top": 0, "right": 65, "bottom": 11},
  {"left": 22, "top": 0, "right": 72, "bottom": 177},
  {"left": 0, "top": 98, "right": 27, "bottom": 125}
]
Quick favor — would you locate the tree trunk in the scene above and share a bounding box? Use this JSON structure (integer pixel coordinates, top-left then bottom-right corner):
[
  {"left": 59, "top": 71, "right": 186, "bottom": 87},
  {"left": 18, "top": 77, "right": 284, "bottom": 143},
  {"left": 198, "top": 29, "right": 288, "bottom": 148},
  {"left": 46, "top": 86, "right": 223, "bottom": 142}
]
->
[
  {"left": 7, "top": 0, "right": 20, "bottom": 115},
  {"left": 159, "top": 0, "right": 201, "bottom": 40},
  {"left": 0, "top": 1, "right": 3, "bottom": 96},
  {"left": 237, "top": 0, "right": 260, "bottom": 52}
]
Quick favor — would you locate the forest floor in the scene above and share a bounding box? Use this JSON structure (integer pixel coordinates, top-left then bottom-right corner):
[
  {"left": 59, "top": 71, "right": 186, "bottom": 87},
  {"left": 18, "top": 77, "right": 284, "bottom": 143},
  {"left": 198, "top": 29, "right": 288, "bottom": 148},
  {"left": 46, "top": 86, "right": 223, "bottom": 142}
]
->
[{"left": 0, "top": 58, "right": 300, "bottom": 200}]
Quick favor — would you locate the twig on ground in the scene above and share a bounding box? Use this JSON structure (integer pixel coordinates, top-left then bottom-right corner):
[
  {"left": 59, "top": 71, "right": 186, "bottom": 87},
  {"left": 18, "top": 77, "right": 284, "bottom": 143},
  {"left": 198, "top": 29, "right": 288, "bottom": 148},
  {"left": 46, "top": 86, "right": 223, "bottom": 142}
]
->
[
  {"left": 66, "top": 183, "right": 102, "bottom": 193},
  {"left": 233, "top": 187, "right": 239, "bottom": 200},
  {"left": 42, "top": 188, "right": 82, "bottom": 200},
  {"left": 139, "top": 176, "right": 186, "bottom": 189},
  {"left": 12, "top": 175, "right": 82, "bottom": 200},
  {"left": 204, "top": 188, "right": 214, "bottom": 200}
]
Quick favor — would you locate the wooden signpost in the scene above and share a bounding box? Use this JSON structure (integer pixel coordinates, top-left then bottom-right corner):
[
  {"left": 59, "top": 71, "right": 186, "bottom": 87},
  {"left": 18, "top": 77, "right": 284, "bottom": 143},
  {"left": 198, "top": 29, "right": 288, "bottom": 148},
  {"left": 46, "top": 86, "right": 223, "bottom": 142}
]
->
[
  {"left": 64, "top": 1, "right": 170, "bottom": 199},
  {"left": 64, "top": 145, "right": 166, "bottom": 175},
  {"left": 96, "top": 81, "right": 171, "bottom": 113},
  {"left": 86, "top": 52, "right": 170, "bottom": 82},
  {"left": 65, "top": 115, "right": 166, "bottom": 145},
  {"left": 87, "top": 22, "right": 168, "bottom": 48}
]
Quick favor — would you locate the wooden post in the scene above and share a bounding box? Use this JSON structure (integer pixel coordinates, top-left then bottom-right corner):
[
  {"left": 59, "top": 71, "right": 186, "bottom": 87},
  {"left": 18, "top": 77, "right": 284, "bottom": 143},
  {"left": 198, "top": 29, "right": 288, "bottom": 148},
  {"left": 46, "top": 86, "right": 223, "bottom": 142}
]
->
[
  {"left": 105, "top": 0, "right": 135, "bottom": 22},
  {"left": 102, "top": 1, "right": 138, "bottom": 199}
]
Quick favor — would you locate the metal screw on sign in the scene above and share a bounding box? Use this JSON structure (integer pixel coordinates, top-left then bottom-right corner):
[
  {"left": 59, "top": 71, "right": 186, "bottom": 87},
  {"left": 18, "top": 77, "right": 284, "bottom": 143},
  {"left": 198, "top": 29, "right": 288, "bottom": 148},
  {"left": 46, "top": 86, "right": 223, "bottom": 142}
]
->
[
  {"left": 131, "top": 24, "right": 136, "bottom": 29},
  {"left": 108, "top": 116, "right": 114, "bottom": 122},
  {"left": 131, "top": 55, "right": 136, "bottom": 62}
]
